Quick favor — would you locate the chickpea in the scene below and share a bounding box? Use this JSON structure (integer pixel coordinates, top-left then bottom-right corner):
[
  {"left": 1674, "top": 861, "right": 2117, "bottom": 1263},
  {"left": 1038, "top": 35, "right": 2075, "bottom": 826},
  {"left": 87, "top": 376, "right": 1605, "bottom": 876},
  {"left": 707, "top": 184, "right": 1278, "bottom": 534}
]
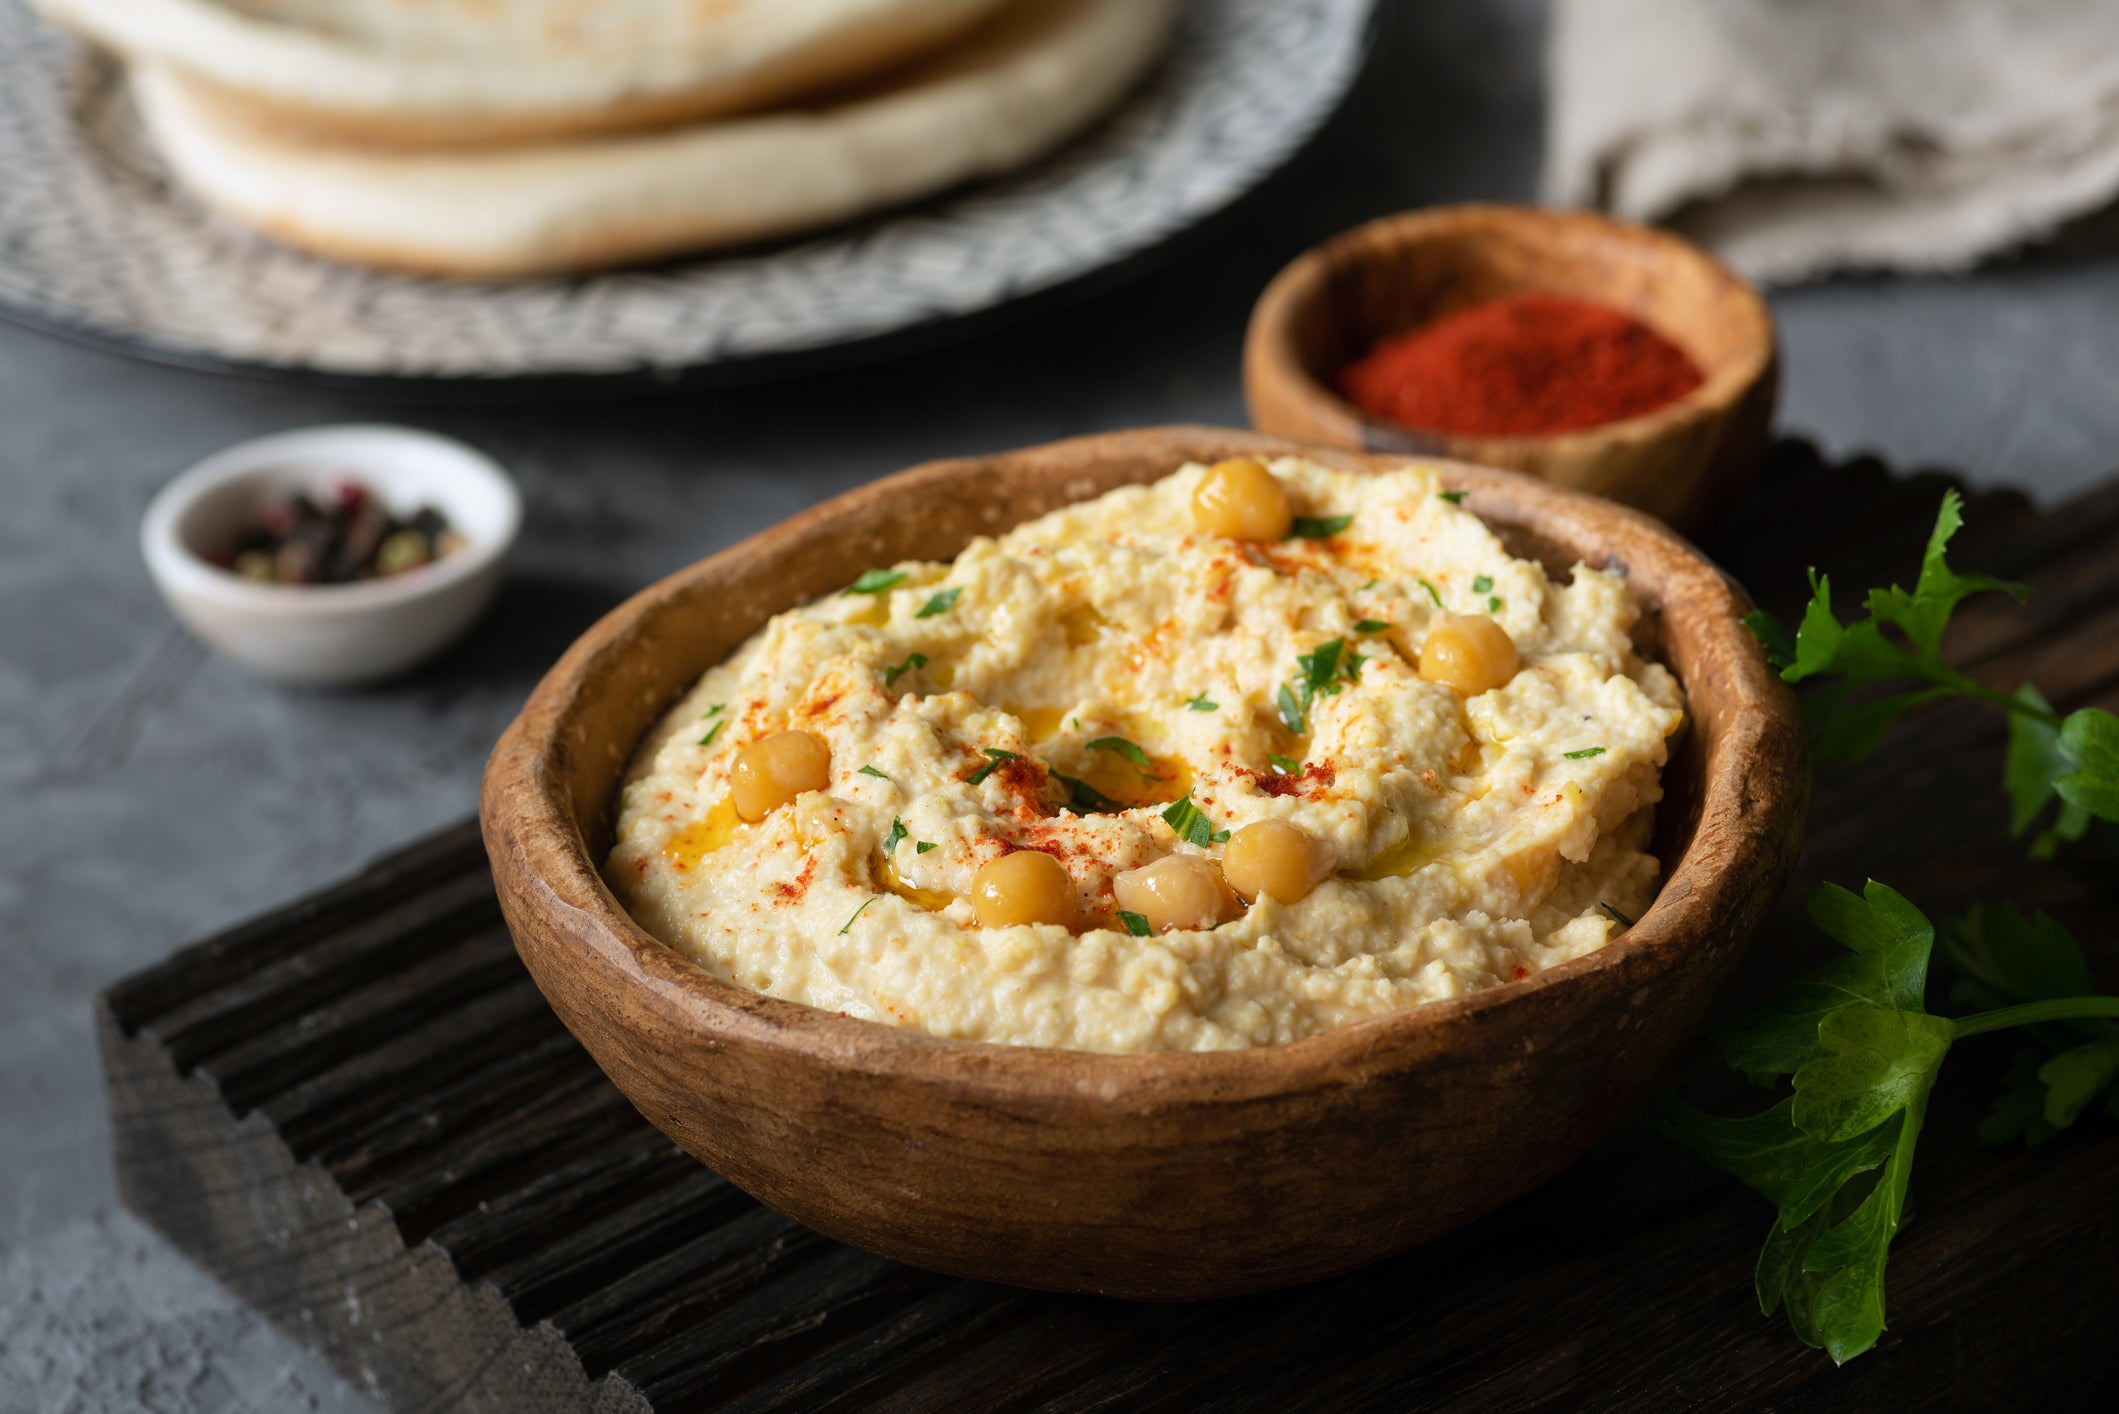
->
[
  {"left": 1418, "top": 613, "right": 1520, "bottom": 697},
  {"left": 1222, "top": 819, "right": 1322, "bottom": 905},
  {"left": 1113, "top": 854, "right": 1238, "bottom": 934},
  {"left": 731, "top": 729, "right": 832, "bottom": 821},
  {"left": 972, "top": 849, "right": 1076, "bottom": 929},
  {"left": 1191, "top": 457, "right": 1292, "bottom": 541}
]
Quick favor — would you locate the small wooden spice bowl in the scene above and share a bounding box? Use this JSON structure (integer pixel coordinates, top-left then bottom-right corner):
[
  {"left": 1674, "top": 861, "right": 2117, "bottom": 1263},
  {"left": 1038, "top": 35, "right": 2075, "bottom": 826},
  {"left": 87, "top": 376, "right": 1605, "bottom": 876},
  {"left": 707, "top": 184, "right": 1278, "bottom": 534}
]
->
[
  {"left": 1244, "top": 205, "right": 1778, "bottom": 531},
  {"left": 481, "top": 426, "right": 1806, "bottom": 1301}
]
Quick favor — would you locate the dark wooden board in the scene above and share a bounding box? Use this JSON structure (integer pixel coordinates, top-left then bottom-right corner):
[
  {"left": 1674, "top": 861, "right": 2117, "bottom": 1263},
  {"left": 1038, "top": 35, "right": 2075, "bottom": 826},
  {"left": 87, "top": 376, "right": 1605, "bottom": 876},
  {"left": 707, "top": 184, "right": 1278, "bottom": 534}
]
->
[{"left": 100, "top": 441, "right": 2119, "bottom": 1411}]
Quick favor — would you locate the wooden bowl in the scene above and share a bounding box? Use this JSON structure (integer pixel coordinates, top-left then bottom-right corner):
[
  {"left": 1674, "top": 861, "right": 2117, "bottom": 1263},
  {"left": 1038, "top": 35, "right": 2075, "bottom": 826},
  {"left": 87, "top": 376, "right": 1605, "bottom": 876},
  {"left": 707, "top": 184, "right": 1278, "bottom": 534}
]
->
[
  {"left": 1243, "top": 205, "right": 1778, "bottom": 532},
  {"left": 481, "top": 426, "right": 1805, "bottom": 1301}
]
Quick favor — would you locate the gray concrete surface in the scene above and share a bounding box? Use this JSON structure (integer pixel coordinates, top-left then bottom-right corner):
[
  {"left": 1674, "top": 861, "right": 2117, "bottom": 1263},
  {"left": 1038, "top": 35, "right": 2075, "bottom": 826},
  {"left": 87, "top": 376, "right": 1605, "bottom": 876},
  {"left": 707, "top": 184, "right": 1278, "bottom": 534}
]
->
[{"left": 5, "top": 2, "right": 2118, "bottom": 1410}]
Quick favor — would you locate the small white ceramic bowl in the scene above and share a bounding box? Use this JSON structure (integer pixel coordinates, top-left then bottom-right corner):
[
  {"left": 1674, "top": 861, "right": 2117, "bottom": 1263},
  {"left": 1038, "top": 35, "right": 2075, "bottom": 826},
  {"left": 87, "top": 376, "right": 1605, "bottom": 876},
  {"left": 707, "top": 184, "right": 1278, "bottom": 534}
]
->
[{"left": 141, "top": 424, "right": 521, "bottom": 686}]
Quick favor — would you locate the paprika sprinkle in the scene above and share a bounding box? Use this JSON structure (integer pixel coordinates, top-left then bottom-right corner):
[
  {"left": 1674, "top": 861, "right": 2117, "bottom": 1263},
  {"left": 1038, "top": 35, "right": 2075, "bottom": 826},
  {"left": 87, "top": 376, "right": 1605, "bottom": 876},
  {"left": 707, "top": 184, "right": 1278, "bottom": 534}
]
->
[{"left": 1337, "top": 292, "right": 1705, "bottom": 437}]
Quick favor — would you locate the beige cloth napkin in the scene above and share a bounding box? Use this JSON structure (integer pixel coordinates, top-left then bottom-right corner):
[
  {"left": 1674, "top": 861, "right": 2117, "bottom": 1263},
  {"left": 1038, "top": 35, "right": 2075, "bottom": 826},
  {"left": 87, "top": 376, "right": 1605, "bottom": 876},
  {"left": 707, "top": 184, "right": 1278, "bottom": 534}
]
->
[{"left": 1544, "top": 0, "right": 2119, "bottom": 282}]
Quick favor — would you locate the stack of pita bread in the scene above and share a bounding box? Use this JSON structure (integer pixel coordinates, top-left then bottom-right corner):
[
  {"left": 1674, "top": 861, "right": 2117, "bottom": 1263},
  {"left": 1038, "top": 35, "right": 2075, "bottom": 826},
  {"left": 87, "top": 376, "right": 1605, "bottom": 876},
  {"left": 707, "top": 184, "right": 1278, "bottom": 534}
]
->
[{"left": 35, "top": 0, "right": 1178, "bottom": 278}]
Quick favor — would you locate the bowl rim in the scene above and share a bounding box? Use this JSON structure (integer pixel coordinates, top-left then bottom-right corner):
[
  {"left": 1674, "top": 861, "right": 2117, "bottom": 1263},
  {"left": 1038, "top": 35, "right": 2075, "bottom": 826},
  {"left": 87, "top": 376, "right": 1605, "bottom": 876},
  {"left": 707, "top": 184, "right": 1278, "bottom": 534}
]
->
[
  {"left": 1245, "top": 202, "right": 1777, "bottom": 451},
  {"left": 482, "top": 425, "right": 1803, "bottom": 1108},
  {"left": 139, "top": 421, "right": 522, "bottom": 616}
]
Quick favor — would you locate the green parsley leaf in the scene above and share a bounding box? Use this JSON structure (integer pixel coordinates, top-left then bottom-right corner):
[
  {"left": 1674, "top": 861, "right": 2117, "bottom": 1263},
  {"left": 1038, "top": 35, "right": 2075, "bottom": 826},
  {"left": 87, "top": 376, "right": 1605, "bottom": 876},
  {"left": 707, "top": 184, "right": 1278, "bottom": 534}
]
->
[
  {"left": 1943, "top": 905, "right": 2118, "bottom": 1141},
  {"left": 1598, "top": 902, "right": 1634, "bottom": 928},
  {"left": 1118, "top": 910, "right": 1152, "bottom": 937},
  {"left": 1161, "top": 795, "right": 1227, "bottom": 847},
  {"left": 1438, "top": 490, "right": 1468, "bottom": 505},
  {"left": 838, "top": 895, "right": 880, "bottom": 934},
  {"left": 915, "top": 840, "right": 937, "bottom": 854},
  {"left": 915, "top": 586, "right": 962, "bottom": 618},
  {"left": 882, "top": 817, "right": 908, "bottom": 852},
  {"left": 1346, "top": 651, "right": 1367, "bottom": 681},
  {"left": 1087, "top": 736, "right": 1153, "bottom": 772},
  {"left": 1670, "top": 880, "right": 2119, "bottom": 1363},
  {"left": 844, "top": 568, "right": 907, "bottom": 596},
  {"left": 1276, "top": 681, "right": 1307, "bottom": 736},
  {"left": 882, "top": 651, "right": 928, "bottom": 688},
  {"left": 1298, "top": 638, "right": 1344, "bottom": 696},
  {"left": 1268, "top": 754, "right": 1301, "bottom": 775},
  {"left": 1353, "top": 619, "right": 1390, "bottom": 634},
  {"left": 1745, "top": 609, "right": 1798, "bottom": 671},
  {"left": 1053, "top": 773, "right": 1117, "bottom": 814},
  {"left": 2003, "top": 685, "right": 2091, "bottom": 856},
  {"left": 697, "top": 719, "right": 725, "bottom": 748},
  {"left": 966, "top": 748, "right": 1017, "bottom": 786},
  {"left": 857, "top": 764, "right": 891, "bottom": 781},
  {"left": 1564, "top": 746, "right": 1606, "bottom": 760},
  {"left": 1472, "top": 575, "right": 1493, "bottom": 594},
  {"left": 1184, "top": 693, "right": 1218, "bottom": 711},
  {"left": 1488, "top": 596, "right": 1504, "bottom": 613},
  {"left": 1418, "top": 579, "right": 1442, "bottom": 607},
  {"left": 702, "top": 703, "right": 725, "bottom": 718},
  {"left": 1742, "top": 493, "right": 2031, "bottom": 770},
  {"left": 2055, "top": 706, "right": 2119, "bottom": 821},
  {"left": 1288, "top": 513, "right": 1353, "bottom": 540},
  {"left": 1715, "top": 881, "right": 1934, "bottom": 1082}
]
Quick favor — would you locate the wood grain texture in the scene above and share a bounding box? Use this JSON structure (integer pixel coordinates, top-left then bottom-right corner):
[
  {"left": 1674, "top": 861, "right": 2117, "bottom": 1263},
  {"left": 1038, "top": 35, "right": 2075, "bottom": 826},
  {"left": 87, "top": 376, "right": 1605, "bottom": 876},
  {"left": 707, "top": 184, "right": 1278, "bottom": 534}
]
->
[
  {"left": 478, "top": 425, "right": 1807, "bottom": 1299},
  {"left": 104, "top": 441, "right": 2118, "bottom": 1409},
  {"left": 1242, "top": 205, "right": 1779, "bottom": 532}
]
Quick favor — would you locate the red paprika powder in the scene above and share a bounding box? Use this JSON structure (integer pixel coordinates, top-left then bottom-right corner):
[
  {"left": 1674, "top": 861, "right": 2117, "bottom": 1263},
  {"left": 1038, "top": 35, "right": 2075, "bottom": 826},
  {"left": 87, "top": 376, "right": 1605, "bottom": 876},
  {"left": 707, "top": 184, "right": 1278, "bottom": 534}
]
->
[{"left": 1336, "top": 292, "right": 1704, "bottom": 437}]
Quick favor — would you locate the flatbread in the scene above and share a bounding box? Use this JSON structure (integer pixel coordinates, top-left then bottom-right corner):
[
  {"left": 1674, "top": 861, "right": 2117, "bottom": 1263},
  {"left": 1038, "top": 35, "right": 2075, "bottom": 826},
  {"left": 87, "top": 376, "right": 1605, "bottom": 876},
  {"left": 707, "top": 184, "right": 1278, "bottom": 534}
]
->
[
  {"left": 131, "top": 0, "right": 1178, "bottom": 278},
  {"left": 35, "top": 0, "right": 1017, "bottom": 145}
]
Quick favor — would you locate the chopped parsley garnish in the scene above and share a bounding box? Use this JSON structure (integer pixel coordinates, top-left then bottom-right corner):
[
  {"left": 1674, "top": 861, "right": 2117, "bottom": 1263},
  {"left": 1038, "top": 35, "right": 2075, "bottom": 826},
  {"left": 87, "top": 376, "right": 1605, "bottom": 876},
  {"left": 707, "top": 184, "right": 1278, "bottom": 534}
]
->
[
  {"left": 838, "top": 895, "right": 880, "bottom": 934},
  {"left": 1117, "top": 911, "right": 1152, "bottom": 937},
  {"left": 1268, "top": 754, "right": 1301, "bottom": 775},
  {"left": 844, "top": 568, "right": 907, "bottom": 596},
  {"left": 1565, "top": 746, "right": 1607, "bottom": 760},
  {"left": 882, "top": 817, "right": 908, "bottom": 852},
  {"left": 966, "top": 748, "right": 1017, "bottom": 786},
  {"left": 1353, "top": 619, "right": 1390, "bottom": 634},
  {"left": 1184, "top": 693, "right": 1218, "bottom": 712},
  {"left": 697, "top": 719, "right": 726, "bottom": 748},
  {"left": 1598, "top": 902, "right": 1634, "bottom": 927},
  {"left": 1086, "top": 736, "right": 1153, "bottom": 772},
  {"left": 1299, "top": 638, "right": 1345, "bottom": 695},
  {"left": 1489, "top": 595, "right": 1505, "bottom": 613},
  {"left": 915, "top": 840, "right": 937, "bottom": 854},
  {"left": 882, "top": 651, "right": 927, "bottom": 687},
  {"left": 857, "top": 764, "right": 891, "bottom": 780},
  {"left": 702, "top": 703, "right": 725, "bottom": 718},
  {"left": 1472, "top": 574, "right": 1493, "bottom": 594},
  {"left": 1276, "top": 682, "right": 1307, "bottom": 736},
  {"left": 1279, "top": 637, "right": 1367, "bottom": 734},
  {"left": 1054, "top": 773, "right": 1117, "bottom": 813},
  {"left": 915, "top": 586, "right": 962, "bottom": 618},
  {"left": 1162, "top": 795, "right": 1228, "bottom": 847},
  {"left": 1438, "top": 490, "right": 1468, "bottom": 505},
  {"left": 1288, "top": 513, "right": 1354, "bottom": 540},
  {"left": 1418, "top": 579, "right": 1443, "bottom": 607}
]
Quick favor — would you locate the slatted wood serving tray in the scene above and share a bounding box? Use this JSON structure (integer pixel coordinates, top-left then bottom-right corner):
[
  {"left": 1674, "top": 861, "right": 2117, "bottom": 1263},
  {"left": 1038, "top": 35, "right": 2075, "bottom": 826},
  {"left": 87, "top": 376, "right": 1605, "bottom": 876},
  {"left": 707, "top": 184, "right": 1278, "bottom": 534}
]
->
[{"left": 100, "top": 441, "right": 2119, "bottom": 1412}]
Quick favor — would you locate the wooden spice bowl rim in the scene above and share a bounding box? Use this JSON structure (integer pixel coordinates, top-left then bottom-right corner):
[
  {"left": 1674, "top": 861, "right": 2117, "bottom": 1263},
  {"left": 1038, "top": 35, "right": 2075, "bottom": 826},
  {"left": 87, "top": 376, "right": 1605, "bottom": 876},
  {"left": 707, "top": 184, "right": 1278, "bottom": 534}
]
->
[
  {"left": 481, "top": 425, "right": 1804, "bottom": 1108},
  {"left": 1244, "top": 203, "right": 1777, "bottom": 459}
]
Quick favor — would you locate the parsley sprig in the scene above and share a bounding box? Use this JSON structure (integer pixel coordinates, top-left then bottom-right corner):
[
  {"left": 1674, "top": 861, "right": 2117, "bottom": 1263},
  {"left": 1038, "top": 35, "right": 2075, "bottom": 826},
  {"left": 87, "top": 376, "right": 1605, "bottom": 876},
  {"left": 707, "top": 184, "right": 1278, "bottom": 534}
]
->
[
  {"left": 1745, "top": 491, "right": 2119, "bottom": 854},
  {"left": 1666, "top": 881, "right": 2119, "bottom": 1364}
]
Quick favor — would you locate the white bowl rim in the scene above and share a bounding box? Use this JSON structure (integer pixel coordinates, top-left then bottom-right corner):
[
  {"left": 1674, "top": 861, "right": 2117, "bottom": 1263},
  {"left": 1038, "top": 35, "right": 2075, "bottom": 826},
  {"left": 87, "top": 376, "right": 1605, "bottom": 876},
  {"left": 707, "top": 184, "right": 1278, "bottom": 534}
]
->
[{"left": 140, "top": 422, "right": 522, "bottom": 616}]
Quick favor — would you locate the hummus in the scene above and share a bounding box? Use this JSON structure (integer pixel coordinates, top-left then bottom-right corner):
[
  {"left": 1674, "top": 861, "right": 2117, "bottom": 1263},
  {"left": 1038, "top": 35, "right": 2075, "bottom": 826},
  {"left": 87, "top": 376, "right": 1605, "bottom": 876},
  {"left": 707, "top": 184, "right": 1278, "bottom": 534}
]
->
[{"left": 609, "top": 457, "right": 1685, "bottom": 1053}]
